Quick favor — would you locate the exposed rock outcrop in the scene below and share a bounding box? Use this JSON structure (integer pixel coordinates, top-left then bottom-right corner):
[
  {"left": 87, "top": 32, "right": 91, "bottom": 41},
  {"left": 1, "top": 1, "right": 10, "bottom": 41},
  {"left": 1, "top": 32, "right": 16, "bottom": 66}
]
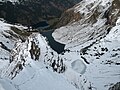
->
[
  {"left": 29, "top": 41, "right": 40, "bottom": 60},
  {"left": 109, "top": 82, "right": 120, "bottom": 90},
  {"left": 55, "top": 8, "right": 81, "bottom": 28},
  {"left": 55, "top": 0, "right": 120, "bottom": 29}
]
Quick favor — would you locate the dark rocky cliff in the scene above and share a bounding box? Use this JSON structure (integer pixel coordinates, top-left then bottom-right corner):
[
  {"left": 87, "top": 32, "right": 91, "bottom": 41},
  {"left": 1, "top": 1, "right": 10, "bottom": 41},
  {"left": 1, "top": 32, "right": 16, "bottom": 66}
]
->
[
  {"left": 55, "top": 7, "right": 81, "bottom": 28},
  {"left": 0, "top": 0, "right": 81, "bottom": 27}
]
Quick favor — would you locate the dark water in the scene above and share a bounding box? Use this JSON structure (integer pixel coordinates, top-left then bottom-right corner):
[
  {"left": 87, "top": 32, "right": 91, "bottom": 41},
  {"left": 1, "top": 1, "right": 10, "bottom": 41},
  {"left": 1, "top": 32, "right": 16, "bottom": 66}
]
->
[
  {"left": 40, "top": 30, "right": 65, "bottom": 54},
  {"left": 32, "top": 21, "right": 49, "bottom": 29},
  {"left": 33, "top": 21, "right": 65, "bottom": 54}
]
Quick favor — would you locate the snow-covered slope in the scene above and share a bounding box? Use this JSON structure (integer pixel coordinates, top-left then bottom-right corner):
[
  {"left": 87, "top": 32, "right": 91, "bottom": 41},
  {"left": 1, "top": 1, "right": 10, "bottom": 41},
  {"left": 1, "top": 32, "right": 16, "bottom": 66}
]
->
[
  {"left": 0, "top": 57, "right": 77, "bottom": 90},
  {"left": 52, "top": 0, "right": 117, "bottom": 47},
  {"left": 0, "top": 0, "right": 120, "bottom": 90},
  {"left": 83, "top": 20, "right": 120, "bottom": 90},
  {"left": 0, "top": 19, "right": 27, "bottom": 70},
  {"left": 52, "top": 0, "right": 120, "bottom": 90},
  {"left": 0, "top": 20, "right": 78, "bottom": 90}
]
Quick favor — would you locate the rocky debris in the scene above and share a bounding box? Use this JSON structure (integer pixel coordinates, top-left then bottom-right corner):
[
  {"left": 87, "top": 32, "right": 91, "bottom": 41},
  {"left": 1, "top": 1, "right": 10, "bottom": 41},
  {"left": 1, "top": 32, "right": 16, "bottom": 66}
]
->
[
  {"left": 51, "top": 57, "right": 66, "bottom": 73},
  {"left": 81, "top": 56, "right": 89, "bottom": 64},
  {"left": 109, "top": 82, "right": 120, "bottom": 90},
  {"left": 29, "top": 41, "right": 40, "bottom": 60},
  {"left": 4, "top": 41, "right": 27, "bottom": 79},
  {"left": 0, "top": 42, "right": 11, "bottom": 52},
  {"left": 44, "top": 51, "right": 66, "bottom": 73}
]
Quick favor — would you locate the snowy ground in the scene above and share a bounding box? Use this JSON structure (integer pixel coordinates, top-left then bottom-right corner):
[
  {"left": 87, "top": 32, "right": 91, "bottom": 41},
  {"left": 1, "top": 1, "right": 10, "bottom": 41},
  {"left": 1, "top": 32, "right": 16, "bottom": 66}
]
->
[
  {"left": 52, "top": 0, "right": 120, "bottom": 90},
  {"left": 0, "top": 0, "right": 120, "bottom": 90},
  {"left": 0, "top": 20, "right": 79, "bottom": 90}
]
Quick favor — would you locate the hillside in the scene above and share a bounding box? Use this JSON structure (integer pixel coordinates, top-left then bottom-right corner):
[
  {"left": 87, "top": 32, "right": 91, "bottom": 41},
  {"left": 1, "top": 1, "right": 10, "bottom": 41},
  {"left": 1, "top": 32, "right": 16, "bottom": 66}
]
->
[
  {"left": 0, "top": 0, "right": 81, "bottom": 26},
  {"left": 53, "top": 0, "right": 120, "bottom": 89},
  {"left": 0, "top": 0, "right": 120, "bottom": 90},
  {"left": 0, "top": 20, "right": 78, "bottom": 90}
]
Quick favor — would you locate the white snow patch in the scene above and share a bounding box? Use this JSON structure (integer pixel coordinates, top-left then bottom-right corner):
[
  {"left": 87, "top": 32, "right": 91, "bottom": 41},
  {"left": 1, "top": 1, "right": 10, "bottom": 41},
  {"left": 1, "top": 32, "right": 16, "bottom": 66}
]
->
[{"left": 71, "top": 59, "right": 86, "bottom": 74}]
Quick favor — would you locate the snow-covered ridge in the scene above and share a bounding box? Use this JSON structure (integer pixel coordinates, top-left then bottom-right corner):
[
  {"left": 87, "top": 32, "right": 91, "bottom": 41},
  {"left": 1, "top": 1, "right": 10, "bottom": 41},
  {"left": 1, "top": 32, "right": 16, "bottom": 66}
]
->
[
  {"left": 74, "top": 0, "right": 112, "bottom": 14},
  {"left": 0, "top": 19, "right": 28, "bottom": 71},
  {"left": 0, "top": 20, "right": 81, "bottom": 90},
  {"left": 0, "top": 17, "right": 119, "bottom": 90},
  {"left": 0, "top": 0, "right": 18, "bottom": 3},
  {"left": 0, "top": 31, "right": 78, "bottom": 90},
  {"left": 0, "top": 20, "right": 75, "bottom": 90},
  {"left": 52, "top": 0, "right": 118, "bottom": 48},
  {"left": 0, "top": 0, "right": 120, "bottom": 90}
]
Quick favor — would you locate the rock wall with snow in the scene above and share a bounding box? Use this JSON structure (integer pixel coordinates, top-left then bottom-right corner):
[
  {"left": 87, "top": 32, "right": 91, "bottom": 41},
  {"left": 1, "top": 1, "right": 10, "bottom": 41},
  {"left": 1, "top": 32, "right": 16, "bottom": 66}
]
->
[
  {"left": 0, "top": 0, "right": 120, "bottom": 90},
  {"left": 52, "top": 0, "right": 120, "bottom": 90}
]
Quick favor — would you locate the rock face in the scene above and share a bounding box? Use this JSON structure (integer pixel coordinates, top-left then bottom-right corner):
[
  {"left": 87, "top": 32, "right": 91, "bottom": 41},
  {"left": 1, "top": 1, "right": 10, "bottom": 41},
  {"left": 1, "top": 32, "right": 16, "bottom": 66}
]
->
[
  {"left": 109, "top": 82, "right": 120, "bottom": 90},
  {"left": 55, "top": 0, "right": 120, "bottom": 28},
  {"left": 55, "top": 8, "right": 81, "bottom": 28},
  {"left": 29, "top": 41, "right": 40, "bottom": 60},
  {"left": 0, "top": 0, "right": 81, "bottom": 26},
  {"left": 53, "top": 0, "right": 120, "bottom": 45}
]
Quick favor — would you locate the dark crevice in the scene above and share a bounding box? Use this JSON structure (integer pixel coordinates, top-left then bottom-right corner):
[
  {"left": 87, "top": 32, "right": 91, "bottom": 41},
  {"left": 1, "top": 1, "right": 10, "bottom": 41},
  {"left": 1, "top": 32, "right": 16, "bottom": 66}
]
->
[{"left": 0, "top": 42, "right": 11, "bottom": 52}]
